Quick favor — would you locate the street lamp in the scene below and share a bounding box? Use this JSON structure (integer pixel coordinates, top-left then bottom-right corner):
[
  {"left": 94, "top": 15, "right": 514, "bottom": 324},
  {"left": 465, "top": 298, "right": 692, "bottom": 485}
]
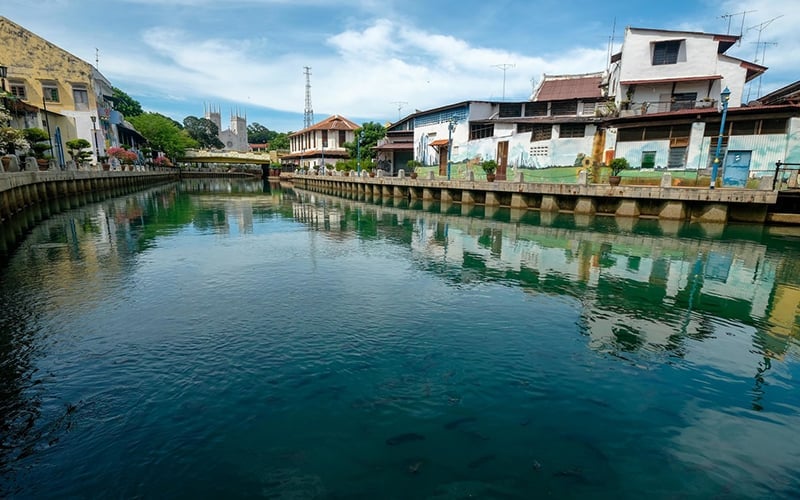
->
[
  {"left": 0, "top": 65, "right": 8, "bottom": 112},
  {"left": 710, "top": 86, "right": 732, "bottom": 189},
  {"left": 356, "top": 129, "right": 364, "bottom": 175},
  {"left": 447, "top": 117, "right": 457, "bottom": 180},
  {"left": 90, "top": 115, "right": 100, "bottom": 164}
]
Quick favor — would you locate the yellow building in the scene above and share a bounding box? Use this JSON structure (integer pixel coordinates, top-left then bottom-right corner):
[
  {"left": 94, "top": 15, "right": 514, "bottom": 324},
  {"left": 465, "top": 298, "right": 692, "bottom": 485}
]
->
[{"left": 0, "top": 16, "right": 112, "bottom": 166}]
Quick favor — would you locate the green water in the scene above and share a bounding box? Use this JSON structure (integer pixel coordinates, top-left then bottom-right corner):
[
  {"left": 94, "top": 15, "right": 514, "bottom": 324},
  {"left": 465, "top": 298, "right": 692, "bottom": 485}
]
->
[{"left": 1, "top": 179, "right": 798, "bottom": 498}]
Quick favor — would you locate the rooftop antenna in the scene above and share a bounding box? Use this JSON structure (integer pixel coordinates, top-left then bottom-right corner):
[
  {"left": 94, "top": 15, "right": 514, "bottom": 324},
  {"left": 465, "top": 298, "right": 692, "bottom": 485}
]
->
[
  {"left": 492, "top": 63, "right": 515, "bottom": 100},
  {"left": 303, "top": 66, "right": 314, "bottom": 129},
  {"left": 747, "top": 15, "right": 783, "bottom": 59},
  {"left": 752, "top": 41, "right": 777, "bottom": 99},
  {"left": 391, "top": 101, "right": 408, "bottom": 121},
  {"left": 606, "top": 17, "right": 617, "bottom": 71},
  {"left": 720, "top": 10, "right": 756, "bottom": 42}
]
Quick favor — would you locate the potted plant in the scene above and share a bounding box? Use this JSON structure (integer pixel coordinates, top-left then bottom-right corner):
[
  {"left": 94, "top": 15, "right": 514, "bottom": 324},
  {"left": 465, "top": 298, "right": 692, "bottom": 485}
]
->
[
  {"left": 608, "top": 157, "right": 629, "bottom": 186},
  {"left": 481, "top": 159, "right": 498, "bottom": 182},
  {"left": 23, "top": 127, "right": 52, "bottom": 169},
  {"left": 66, "top": 138, "right": 92, "bottom": 168},
  {"left": 107, "top": 146, "right": 138, "bottom": 170},
  {"left": 407, "top": 159, "right": 422, "bottom": 179}
]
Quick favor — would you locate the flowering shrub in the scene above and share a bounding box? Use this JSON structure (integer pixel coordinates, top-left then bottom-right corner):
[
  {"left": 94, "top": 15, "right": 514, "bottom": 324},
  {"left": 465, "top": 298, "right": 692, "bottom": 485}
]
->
[
  {"left": 153, "top": 156, "right": 172, "bottom": 167},
  {"left": 0, "top": 127, "right": 29, "bottom": 155},
  {"left": 0, "top": 103, "right": 30, "bottom": 155},
  {"left": 107, "top": 146, "right": 138, "bottom": 164}
]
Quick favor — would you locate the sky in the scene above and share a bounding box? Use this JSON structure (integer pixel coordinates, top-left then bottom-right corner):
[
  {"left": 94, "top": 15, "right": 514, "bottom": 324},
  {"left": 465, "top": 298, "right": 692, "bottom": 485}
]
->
[{"left": 2, "top": 0, "right": 798, "bottom": 133}]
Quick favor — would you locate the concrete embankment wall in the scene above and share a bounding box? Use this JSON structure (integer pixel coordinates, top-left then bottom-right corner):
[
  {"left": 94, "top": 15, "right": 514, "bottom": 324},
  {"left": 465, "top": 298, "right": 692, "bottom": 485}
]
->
[
  {"left": 0, "top": 171, "right": 178, "bottom": 222},
  {"left": 292, "top": 174, "right": 783, "bottom": 225}
]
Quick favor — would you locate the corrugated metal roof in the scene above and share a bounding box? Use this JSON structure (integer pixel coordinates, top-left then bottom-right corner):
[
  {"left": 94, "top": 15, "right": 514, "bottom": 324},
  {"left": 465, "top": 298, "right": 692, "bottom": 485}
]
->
[{"left": 535, "top": 73, "right": 604, "bottom": 101}]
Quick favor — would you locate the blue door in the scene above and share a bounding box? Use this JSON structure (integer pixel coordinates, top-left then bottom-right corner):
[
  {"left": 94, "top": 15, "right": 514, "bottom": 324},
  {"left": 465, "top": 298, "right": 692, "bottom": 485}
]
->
[
  {"left": 722, "top": 150, "right": 751, "bottom": 187},
  {"left": 54, "top": 127, "right": 66, "bottom": 169}
]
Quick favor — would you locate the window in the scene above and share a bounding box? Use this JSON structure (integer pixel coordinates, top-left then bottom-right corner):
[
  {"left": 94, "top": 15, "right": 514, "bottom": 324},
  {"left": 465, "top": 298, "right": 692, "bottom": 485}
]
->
[
  {"left": 524, "top": 102, "right": 548, "bottom": 117},
  {"left": 671, "top": 92, "right": 696, "bottom": 111},
  {"left": 322, "top": 130, "right": 328, "bottom": 148},
  {"left": 618, "top": 128, "right": 644, "bottom": 142},
  {"left": 9, "top": 82, "right": 26, "bottom": 100},
  {"left": 652, "top": 40, "right": 681, "bottom": 65},
  {"left": 581, "top": 101, "right": 597, "bottom": 116},
  {"left": 759, "top": 119, "right": 786, "bottom": 135},
  {"left": 73, "top": 87, "right": 89, "bottom": 111},
  {"left": 643, "top": 126, "right": 671, "bottom": 140},
  {"left": 42, "top": 83, "right": 59, "bottom": 102},
  {"left": 731, "top": 120, "right": 757, "bottom": 136},
  {"left": 469, "top": 122, "right": 494, "bottom": 140},
  {"left": 518, "top": 124, "right": 552, "bottom": 141},
  {"left": 559, "top": 124, "right": 585, "bottom": 138},
  {"left": 641, "top": 151, "right": 657, "bottom": 168},
  {"left": 339, "top": 130, "right": 346, "bottom": 147},
  {"left": 668, "top": 147, "right": 687, "bottom": 168},
  {"left": 550, "top": 100, "right": 578, "bottom": 116},
  {"left": 499, "top": 103, "right": 522, "bottom": 118}
]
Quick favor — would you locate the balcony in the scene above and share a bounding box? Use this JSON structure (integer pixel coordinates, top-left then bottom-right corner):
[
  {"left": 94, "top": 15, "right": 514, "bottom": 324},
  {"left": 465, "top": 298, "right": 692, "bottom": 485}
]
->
[{"left": 618, "top": 99, "right": 718, "bottom": 117}]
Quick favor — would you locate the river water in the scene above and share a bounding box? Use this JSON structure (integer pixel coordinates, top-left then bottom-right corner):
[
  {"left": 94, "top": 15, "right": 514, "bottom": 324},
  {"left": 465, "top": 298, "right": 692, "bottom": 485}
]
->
[{"left": 1, "top": 179, "right": 798, "bottom": 499}]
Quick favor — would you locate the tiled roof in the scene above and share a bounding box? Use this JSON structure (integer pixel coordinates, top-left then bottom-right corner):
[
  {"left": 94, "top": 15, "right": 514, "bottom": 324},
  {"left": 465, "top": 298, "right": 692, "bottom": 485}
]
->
[
  {"left": 290, "top": 115, "right": 359, "bottom": 136},
  {"left": 534, "top": 73, "right": 604, "bottom": 101}
]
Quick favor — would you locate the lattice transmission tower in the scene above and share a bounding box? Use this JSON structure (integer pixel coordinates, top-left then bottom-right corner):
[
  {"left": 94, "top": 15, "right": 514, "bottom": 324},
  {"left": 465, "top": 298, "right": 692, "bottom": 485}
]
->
[{"left": 303, "top": 66, "right": 314, "bottom": 129}]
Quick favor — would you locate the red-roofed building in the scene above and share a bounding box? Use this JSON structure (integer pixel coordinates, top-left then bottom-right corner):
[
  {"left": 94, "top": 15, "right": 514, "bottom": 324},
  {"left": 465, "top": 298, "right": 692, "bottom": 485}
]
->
[{"left": 283, "top": 114, "right": 359, "bottom": 169}]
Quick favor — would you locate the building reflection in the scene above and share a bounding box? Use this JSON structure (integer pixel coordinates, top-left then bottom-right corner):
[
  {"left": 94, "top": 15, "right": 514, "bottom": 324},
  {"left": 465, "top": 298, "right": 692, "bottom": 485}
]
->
[{"left": 292, "top": 190, "right": 799, "bottom": 363}]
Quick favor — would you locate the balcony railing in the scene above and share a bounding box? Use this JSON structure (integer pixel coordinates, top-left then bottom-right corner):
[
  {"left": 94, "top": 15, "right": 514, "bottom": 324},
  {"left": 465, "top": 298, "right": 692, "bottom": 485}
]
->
[{"left": 619, "top": 99, "right": 718, "bottom": 116}]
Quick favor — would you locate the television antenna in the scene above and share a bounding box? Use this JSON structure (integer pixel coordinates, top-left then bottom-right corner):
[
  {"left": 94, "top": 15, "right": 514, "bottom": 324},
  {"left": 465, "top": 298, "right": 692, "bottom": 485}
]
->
[
  {"left": 751, "top": 41, "right": 777, "bottom": 99},
  {"left": 719, "top": 10, "right": 756, "bottom": 41},
  {"left": 391, "top": 101, "right": 408, "bottom": 121},
  {"left": 492, "top": 63, "right": 515, "bottom": 100},
  {"left": 747, "top": 15, "right": 783, "bottom": 59}
]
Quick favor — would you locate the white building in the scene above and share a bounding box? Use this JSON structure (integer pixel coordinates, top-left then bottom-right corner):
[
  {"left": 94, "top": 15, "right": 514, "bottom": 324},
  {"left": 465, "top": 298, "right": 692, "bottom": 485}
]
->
[
  {"left": 283, "top": 114, "right": 359, "bottom": 169},
  {"left": 608, "top": 27, "right": 766, "bottom": 112},
  {"left": 205, "top": 105, "right": 248, "bottom": 152}
]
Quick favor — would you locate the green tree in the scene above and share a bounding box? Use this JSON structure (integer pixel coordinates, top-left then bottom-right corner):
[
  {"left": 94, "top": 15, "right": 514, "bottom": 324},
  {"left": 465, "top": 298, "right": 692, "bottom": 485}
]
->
[
  {"left": 269, "top": 132, "right": 290, "bottom": 150},
  {"left": 344, "top": 122, "right": 386, "bottom": 160},
  {"left": 66, "top": 138, "right": 92, "bottom": 163},
  {"left": 129, "top": 112, "right": 198, "bottom": 160},
  {"left": 247, "top": 122, "right": 274, "bottom": 144},
  {"left": 183, "top": 116, "right": 224, "bottom": 149},
  {"left": 112, "top": 87, "right": 143, "bottom": 119}
]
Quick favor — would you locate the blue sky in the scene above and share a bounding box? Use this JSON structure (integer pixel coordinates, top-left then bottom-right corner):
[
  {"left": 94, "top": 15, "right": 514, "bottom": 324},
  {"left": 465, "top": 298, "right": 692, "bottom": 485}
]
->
[{"left": 3, "top": 0, "right": 797, "bottom": 132}]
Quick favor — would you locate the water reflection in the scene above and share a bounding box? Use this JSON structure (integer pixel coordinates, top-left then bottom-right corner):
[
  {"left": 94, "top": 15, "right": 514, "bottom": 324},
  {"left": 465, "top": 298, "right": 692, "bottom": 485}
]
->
[
  {"left": 1, "top": 179, "right": 799, "bottom": 498},
  {"left": 290, "top": 188, "right": 799, "bottom": 357}
]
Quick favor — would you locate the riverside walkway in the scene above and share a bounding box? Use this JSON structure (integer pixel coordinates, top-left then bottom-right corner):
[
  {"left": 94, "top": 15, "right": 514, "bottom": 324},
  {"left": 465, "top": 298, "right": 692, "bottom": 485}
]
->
[{"left": 290, "top": 171, "right": 798, "bottom": 225}]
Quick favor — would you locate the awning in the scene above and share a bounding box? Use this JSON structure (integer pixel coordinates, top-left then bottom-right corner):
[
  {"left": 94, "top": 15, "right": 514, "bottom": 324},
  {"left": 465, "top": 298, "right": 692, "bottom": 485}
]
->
[
  {"left": 621, "top": 75, "right": 722, "bottom": 86},
  {"left": 429, "top": 139, "right": 450, "bottom": 148},
  {"left": 374, "top": 142, "right": 414, "bottom": 151}
]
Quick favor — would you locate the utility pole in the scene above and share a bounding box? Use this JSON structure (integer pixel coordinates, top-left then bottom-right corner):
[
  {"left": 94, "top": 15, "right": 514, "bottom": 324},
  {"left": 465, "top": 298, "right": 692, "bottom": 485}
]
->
[
  {"left": 303, "top": 66, "right": 314, "bottom": 129},
  {"left": 492, "top": 63, "right": 515, "bottom": 100}
]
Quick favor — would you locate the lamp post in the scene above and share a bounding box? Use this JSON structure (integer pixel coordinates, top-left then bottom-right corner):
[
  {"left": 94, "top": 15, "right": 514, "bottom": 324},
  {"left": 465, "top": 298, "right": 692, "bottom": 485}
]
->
[
  {"left": 356, "top": 129, "right": 364, "bottom": 175},
  {"left": 447, "top": 117, "right": 457, "bottom": 180},
  {"left": 321, "top": 139, "right": 325, "bottom": 173},
  {"left": 0, "top": 65, "right": 8, "bottom": 112},
  {"left": 710, "top": 86, "right": 732, "bottom": 189},
  {"left": 90, "top": 115, "right": 100, "bottom": 164}
]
